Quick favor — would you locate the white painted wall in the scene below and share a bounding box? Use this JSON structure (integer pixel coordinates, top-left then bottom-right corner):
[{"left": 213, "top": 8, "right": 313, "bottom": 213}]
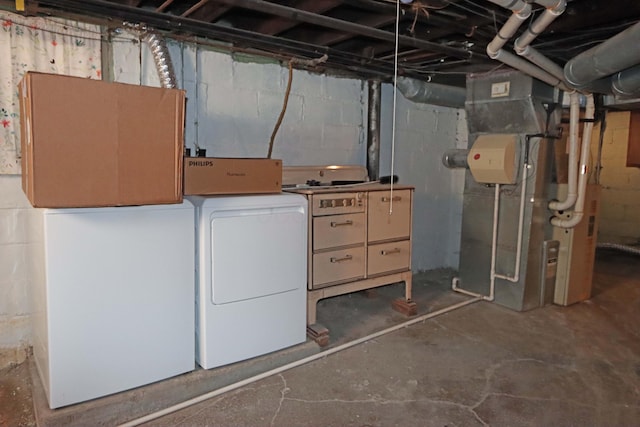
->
[
  {"left": 0, "top": 33, "right": 467, "bottom": 365},
  {"left": 0, "top": 175, "right": 33, "bottom": 367},
  {"left": 380, "top": 84, "right": 466, "bottom": 271}
]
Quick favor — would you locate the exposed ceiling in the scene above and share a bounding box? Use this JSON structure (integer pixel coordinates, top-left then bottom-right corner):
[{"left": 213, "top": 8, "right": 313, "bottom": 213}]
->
[{"left": 7, "top": 0, "right": 640, "bottom": 87}]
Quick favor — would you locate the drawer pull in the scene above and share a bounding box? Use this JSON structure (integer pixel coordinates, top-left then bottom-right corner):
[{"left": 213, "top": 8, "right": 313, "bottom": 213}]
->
[
  {"left": 381, "top": 196, "right": 402, "bottom": 202},
  {"left": 330, "top": 255, "right": 353, "bottom": 263},
  {"left": 381, "top": 248, "right": 401, "bottom": 256},
  {"left": 330, "top": 220, "right": 353, "bottom": 228}
]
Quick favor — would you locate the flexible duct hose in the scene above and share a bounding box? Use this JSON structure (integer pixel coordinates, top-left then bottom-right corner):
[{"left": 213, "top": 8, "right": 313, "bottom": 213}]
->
[
  {"left": 124, "top": 23, "right": 177, "bottom": 89},
  {"left": 597, "top": 243, "right": 640, "bottom": 256}
]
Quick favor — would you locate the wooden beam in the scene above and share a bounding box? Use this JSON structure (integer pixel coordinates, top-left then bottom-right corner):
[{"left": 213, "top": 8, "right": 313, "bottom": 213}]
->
[{"left": 253, "top": 0, "right": 342, "bottom": 35}]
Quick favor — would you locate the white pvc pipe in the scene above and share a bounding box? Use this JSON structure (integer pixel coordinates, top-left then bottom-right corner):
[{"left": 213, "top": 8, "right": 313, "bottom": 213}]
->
[
  {"left": 552, "top": 94, "right": 595, "bottom": 228},
  {"left": 549, "top": 92, "right": 580, "bottom": 212},
  {"left": 486, "top": 0, "right": 570, "bottom": 91},
  {"left": 486, "top": 5, "right": 531, "bottom": 56},
  {"left": 494, "top": 162, "right": 529, "bottom": 284},
  {"left": 118, "top": 297, "right": 482, "bottom": 427},
  {"left": 452, "top": 276, "right": 494, "bottom": 301}
]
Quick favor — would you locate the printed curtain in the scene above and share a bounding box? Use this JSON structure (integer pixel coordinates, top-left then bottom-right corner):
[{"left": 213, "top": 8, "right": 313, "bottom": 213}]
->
[{"left": 0, "top": 11, "right": 101, "bottom": 174}]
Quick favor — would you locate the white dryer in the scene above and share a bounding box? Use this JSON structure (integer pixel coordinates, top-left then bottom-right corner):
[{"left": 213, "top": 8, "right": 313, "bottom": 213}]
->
[{"left": 189, "top": 193, "right": 308, "bottom": 369}]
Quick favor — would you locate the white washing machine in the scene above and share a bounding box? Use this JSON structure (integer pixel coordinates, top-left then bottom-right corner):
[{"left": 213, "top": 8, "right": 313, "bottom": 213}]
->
[{"left": 189, "top": 193, "right": 308, "bottom": 369}]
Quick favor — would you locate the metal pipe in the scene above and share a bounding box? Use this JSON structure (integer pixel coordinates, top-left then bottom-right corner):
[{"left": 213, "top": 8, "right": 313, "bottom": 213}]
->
[
  {"left": 211, "top": 0, "right": 472, "bottom": 59},
  {"left": 597, "top": 242, "right": 640, "bottom": 256},
  {"left": 494, "top": 162, "right": 529, "bottom": 283},
  {"left": 488, "top": 183, "right": 501, "bottom": 300},
  {"left": 488, "top": 49, "right": 569, "bottom": 90},
  {"left": 516, "top": 46, "right": 565, "bottom": 81},
  {"left": 549, "top": 92, "right": 580, "bottom": 211},
  {"left": 486, "top": 2, "right": 531, "bottom": 56},
  {"left": 564, "top": 21, "right": 640, "bottom": 89},
  {"left": 117, "top": 296, "right": 483, "bottom": 426},
  {"left": 367, "top": 80, "right": 381, "bottom": 181},
  {"left": 396, "top": 77, "right": 466, "bottom": 108},
  {"left": 35, "top": 0, "right": 426, "bottom": 81},
  {"left": 552, "top": 94, "right": 595, "bottom": 228}
]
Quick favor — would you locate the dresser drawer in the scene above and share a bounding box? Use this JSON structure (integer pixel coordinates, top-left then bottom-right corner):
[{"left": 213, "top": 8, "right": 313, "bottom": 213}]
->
[
  {"left": 368, "top": 190, "right": 411, "bottom": 242},
  {"left": 312, "top": 246, "right": 365, "bottom": 287},
  {"left": 367, "top": 240, "right": 411, "bottom": 276},
  {"left": 313, "top": 213, "right": 365, "bottom": 250}
]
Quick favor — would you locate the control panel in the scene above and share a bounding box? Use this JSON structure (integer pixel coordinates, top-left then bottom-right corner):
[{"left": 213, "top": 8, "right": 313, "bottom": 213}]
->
[{"left": 312, "top": 192, "right": 365, "bottom": 216}]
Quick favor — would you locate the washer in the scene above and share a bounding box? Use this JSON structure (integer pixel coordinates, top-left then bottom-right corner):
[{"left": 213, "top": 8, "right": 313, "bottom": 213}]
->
[{"left": 189, "top": 193, "right": 308, "bottom": 369}]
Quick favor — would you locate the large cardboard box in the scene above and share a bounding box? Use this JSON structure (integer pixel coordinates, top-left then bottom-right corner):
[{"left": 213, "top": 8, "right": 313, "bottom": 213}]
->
[
  {"left": 19, "top": 72, "right": 185, "bottom": 208},
  {"left": 183, "top": 158, "right": 282, "bottom": 195}
]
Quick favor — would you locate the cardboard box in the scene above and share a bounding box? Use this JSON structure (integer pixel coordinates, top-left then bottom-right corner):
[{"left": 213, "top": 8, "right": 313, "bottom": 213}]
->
[
  {"left": 184, "top": 158, "right": 282, "bottom": 195},
  {"left": 19, "top": 72, "right": 185, "bottom": 208}
]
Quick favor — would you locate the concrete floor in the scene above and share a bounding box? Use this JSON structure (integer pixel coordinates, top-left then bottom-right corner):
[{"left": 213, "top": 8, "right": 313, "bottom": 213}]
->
[{"left": 1, "top": 251, "right": 639, "bottom": 426}]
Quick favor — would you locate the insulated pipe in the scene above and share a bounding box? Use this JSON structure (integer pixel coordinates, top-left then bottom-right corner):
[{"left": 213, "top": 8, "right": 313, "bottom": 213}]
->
[
  {"left": 493, "top": 162, "right": 529, "bottom": 284},
  {"left": 564, "top": 22, "right": 640, "bottom": 89},
  {"left": 117, "top": 297, "right": 483, "bottom": 427},
  {"left": 552, "top": 94, "right": 595, "bottom": 228},
  {"left": 396, "top": 77, "right": 466, "bottom": 108},
  {"left": 367, "top": 80, "right": 381, "bottom": 181},
  {"left": 611, "top": 64, "right": 640, "bottom": 96},
  {"left": 549, "top": 92, "right": 580, "bottom": 211}
]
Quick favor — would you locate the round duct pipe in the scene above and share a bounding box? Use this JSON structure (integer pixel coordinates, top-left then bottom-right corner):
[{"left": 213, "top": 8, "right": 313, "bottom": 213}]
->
[
  {"left": 396, "top": 77, "right": 466, "bottom": 108},
  {"left": 442, "top": 149, "right": 469, "bottom": 169},
  {"left": 564, "top": 21, "right": 640, "bottom": 90}
]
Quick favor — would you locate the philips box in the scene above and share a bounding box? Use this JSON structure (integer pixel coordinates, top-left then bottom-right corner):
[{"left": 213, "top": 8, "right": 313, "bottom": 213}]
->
[{"left": 183, "top": 157, "right": 282, "bottom": 195}]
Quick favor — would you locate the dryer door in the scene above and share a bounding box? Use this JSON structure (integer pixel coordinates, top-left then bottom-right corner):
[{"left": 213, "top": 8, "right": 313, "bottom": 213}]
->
[{"left": 210, "top": 205, "right": 306, "bottom": 305}]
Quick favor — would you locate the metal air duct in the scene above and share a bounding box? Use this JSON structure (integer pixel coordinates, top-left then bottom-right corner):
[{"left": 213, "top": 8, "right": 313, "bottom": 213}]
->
[
  {"left": 396, "top": 77, "right": 466, "bottom": 108},
  {"left": 564, "top": 21, "right": 640, "bottom": 91}
]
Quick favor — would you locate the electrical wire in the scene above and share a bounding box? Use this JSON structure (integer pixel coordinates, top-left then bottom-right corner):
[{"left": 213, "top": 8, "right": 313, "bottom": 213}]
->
[{"left": 268, "top": 61, "right": 293, "bottom": 159}]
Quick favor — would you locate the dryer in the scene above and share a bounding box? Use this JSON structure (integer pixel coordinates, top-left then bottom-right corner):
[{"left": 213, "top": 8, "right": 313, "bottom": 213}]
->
[{"left": 189, "top": 193, "right": 308, "bottom": 369}]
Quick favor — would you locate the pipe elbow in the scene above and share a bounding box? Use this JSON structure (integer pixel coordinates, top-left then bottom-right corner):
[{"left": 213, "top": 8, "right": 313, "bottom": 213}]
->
[
  {"left": 548, "top": 193, "right": 577, "bottom": 211},
  {"left": 551, "top": 211, "right": 584, "bottom": 229},
  {"left": 514, "top": 42, "right": 528, "bottom": 56},
  {"left": 486, "top": 45, "right": 500, "bottom": 59}
]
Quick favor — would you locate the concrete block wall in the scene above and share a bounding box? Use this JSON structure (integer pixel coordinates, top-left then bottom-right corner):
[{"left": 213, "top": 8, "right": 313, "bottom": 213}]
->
[
  {"left": 0, "top": 175, "right": 33, "bottom": 368},
  {"left": 112, "top": 38, "right": 367, "bottom": 165},
  {"left": 596, "top": 111, "right": 640, "bottom": 244},
  {"left": 380, "top": 84, "right": 466, "bottom": 271}
]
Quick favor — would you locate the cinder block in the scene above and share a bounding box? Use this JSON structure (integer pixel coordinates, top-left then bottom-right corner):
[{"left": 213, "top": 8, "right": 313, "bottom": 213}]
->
[
  {"left": 0, "top": 315, "right": 30, "bottom": 348},
  {"left": 0, "top": 177, "right": 30, "bottom": 209},
  {"left": 324, "top": 77, "right": 363, "bottom": 102},
  {"left": 408, "top": 109, "right": 437, "bottom": 131},
  {"left": 322, "top": 125, "right": 359, "bottom": 150},
  {"left": 304, "top": 98, "right": 341, "bottom": 125},
  {"left": 0, "top": 278, "right": 29, "bottom": 317},
  {"left": 232, "top": 60, "right": 282, "bottom": 92},
  {"left": 0, "top": 244, "right": 28, "bottom": 285},
  {"left": 340, "top": 103, "right": 365, "bottom": 126},
  {"left": 258, "top": 91, "right": 303, "bottom": 122},
  {"left": 605, "top": 111, "right": 630, "bottom": 130},
  {"left": 0, "top": 209, "right": 28, "bottom": 245},
  {"left": 601, "top": 170, "right": 631, "bottom": 186}
]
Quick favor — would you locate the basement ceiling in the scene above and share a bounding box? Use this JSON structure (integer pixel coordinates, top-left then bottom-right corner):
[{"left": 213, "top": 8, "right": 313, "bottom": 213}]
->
[{"left": 8, "top": 0, "right": 640, "bottom": 87}]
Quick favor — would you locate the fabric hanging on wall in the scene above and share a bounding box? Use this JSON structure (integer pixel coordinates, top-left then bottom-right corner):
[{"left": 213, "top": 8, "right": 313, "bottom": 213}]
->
[{"left": 0, "top": 11, "right": 101, "bottom": 174}]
